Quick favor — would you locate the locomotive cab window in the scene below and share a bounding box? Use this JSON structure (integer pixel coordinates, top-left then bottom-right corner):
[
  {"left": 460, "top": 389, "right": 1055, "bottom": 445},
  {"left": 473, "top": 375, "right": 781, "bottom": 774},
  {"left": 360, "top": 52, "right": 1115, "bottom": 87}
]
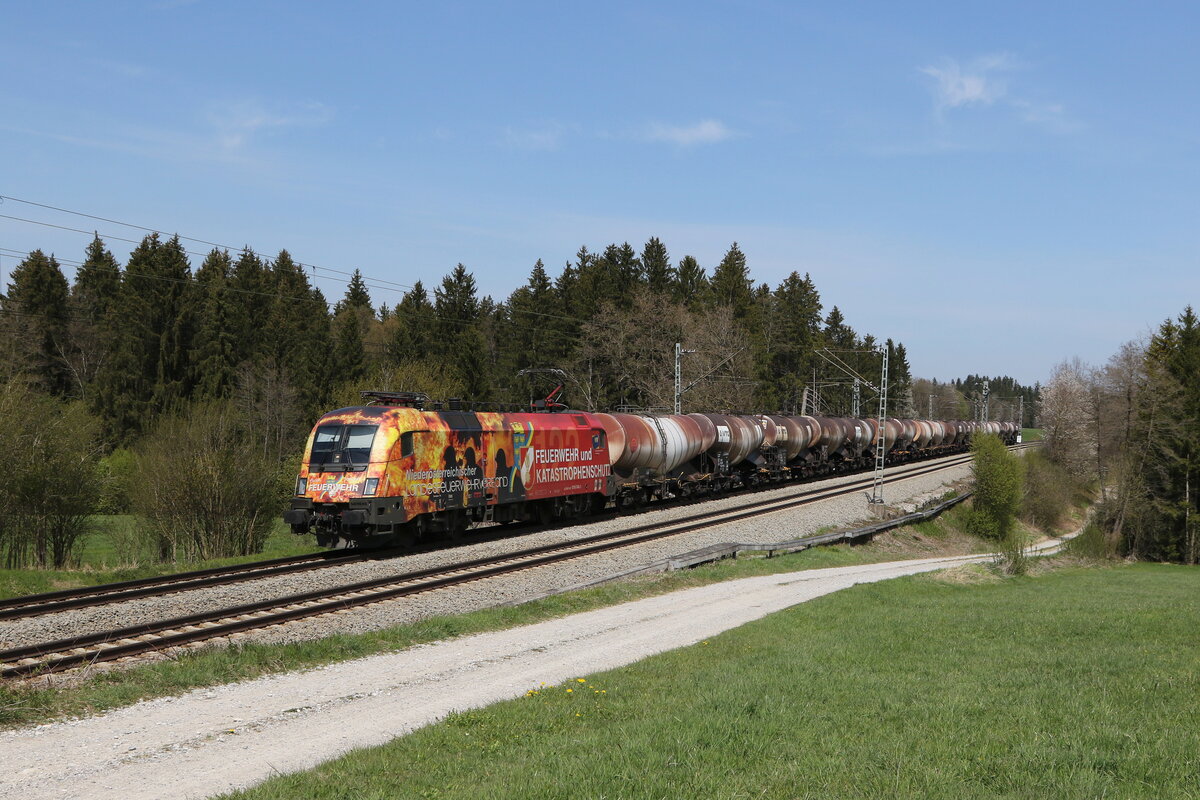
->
[
  {"left": 308, "top": 424, "right": 378, "bottom": 472},
  {"left": 400, "top": 431, "right": 414, "bottom": 458}
]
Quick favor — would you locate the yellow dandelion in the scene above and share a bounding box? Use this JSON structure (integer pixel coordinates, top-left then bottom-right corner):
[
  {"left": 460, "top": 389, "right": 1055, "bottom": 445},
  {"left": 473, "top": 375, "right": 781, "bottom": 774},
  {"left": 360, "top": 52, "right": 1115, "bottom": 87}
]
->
[
  {"left": 576, "top": 678, "right": 586, "bottom": 683},
  {"left": 566, "top": 688, "right": 573, "bottom": 693},
  {"left": 601, "top": 690, "right": 606, "bottom": 694}
]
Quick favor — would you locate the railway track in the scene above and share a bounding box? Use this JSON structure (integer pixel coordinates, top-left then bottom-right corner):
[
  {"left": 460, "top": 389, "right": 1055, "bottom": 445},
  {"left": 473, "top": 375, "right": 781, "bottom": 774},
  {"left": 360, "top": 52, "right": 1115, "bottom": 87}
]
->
[
  {"left": 0, "top": 548, "right": 402, "bottom": 622},
  {"left": 0, "top": 444, "right": 1030, "bottom": 623},
  {"left": 0, "top": 446, "right": 1026, "bottom": 678}
]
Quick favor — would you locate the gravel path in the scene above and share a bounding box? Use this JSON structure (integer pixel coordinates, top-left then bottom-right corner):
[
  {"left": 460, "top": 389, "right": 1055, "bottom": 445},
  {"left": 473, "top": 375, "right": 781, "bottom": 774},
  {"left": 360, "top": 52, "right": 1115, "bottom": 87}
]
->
[
  {"left": 0, "top": 458, "right": 971, "bottom": 652},
  {"left": 0, "top": 545, "right": 1045, "bottom": 800}
]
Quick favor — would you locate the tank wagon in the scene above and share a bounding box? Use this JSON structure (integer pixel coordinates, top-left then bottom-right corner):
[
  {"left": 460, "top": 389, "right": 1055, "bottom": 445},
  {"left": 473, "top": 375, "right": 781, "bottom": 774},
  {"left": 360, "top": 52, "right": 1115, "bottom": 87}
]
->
[{"left": 284, "top": 391, "right": 1018, "bottom": 547}]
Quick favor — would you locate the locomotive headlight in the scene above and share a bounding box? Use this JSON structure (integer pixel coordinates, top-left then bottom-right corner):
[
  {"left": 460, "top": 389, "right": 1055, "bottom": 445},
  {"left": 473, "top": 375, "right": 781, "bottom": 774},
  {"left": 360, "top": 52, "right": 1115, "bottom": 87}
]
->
[
  {"left": 295, "top": 477, "right": 307, "bottom": 496},
  {"left": 362, "top": 478, "right": 379, "bottom": 496}
]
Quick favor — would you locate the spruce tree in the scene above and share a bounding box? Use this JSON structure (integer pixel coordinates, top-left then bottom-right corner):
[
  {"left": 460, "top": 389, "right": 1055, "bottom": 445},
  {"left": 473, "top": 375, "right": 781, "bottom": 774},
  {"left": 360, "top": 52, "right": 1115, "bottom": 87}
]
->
[
  {"left": 264, "top": 250, "right": 330, "bottom": 393},
  {"left": 605, "top": 242, "right": 643, "bottom": 291},
  {"left": 1, "top": 249, "right": 71, "bottom": 395},
  {"left": 192, "top": 249, "right": 238, "bottom": 398},
  {"left": 339, "top": 269, "right": 373, "bottom": 312},
  {"left": 641, "top": 237, "right": 673, "bottom": 295},
  {"left": 709, "top": 242, "right": 753, "bottom": 319},
  {"left": 573, "top": 245, "right": 613, "bottom": 319},
  {"left": 673, "top": 255, "right": 710, "bottom": 308},
  {"left": 435, "top": 263, "right": 480, "bottom": 325},
  {"left": 71, "top": 235, "right": 121, "bottom": 326},
  {"left": 330, "top": 269, "right": 376, "bottom": 385},
  {"left": 94, "top": 233, "right": 192, "bottom": 443},
  {"left": 67, "top": 235, "right": 122, "bottom": 399},
  {"left": 888, "top": 339, "right": 916, "bottom": 416},
  {"left": 822, "top": 305, "right": 855, "bottom": 347},
  {"left": 332, "top": 309, "right": 366, "bottom": 383},
  {"left": 764, "top": 271, "right": 823, "bottom": 411},
  {"left": 228, "top": 247, "right": 269, "bottom": 364},
  {"left": 434, "top": 264, "right": 486, "bottom": 397},
  {"left": 553, "top": 252, "right": 584, "bottom": 342},
  {"left": 1126, "top": 306, "right": 1200, "bottom": 562},
  {"left": 506, "top": 259, "right": 563, "bottom": 381},
  {"left": 152, "top": 235, "right": 194, "bottom": 410},
  {"left": 302, "top": 286, "right": 334, "bottom": 410},
  {"left": 389, "top": 280, "right": 435, "bottom": 362}
]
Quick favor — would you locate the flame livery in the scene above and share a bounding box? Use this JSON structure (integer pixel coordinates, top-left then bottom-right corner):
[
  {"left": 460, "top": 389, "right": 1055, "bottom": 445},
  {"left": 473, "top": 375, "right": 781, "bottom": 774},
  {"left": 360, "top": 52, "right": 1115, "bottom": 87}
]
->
[
  {"left": 286, "top": 402, "right": 613, "bottom": 545},
  {"left": 285, "top": 394, "right": 1018, "bottom": 547}
]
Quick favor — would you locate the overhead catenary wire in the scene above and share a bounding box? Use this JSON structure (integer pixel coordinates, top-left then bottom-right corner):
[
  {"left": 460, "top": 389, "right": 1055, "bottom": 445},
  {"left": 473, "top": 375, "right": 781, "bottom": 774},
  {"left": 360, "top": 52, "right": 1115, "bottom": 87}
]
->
[
  {"left": 0, "top": 195, "right": 763, "bottom": 392},
  {"left": 0, "top": 194, "right": 649, "bottom": 334},
  {"left": 0, "top": 213, "right": 410, "bottom": 303},
  {"left": 0, "top": 195, "right": 414, "bottom": 292},
  {"left": 0, "top": 244, "right": 608, "bottom": 351}
]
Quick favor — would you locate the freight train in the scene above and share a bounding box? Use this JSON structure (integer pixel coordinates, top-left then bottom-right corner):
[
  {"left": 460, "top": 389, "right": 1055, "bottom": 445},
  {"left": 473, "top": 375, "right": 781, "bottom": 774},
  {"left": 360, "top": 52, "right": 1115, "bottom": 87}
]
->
[{"left": 283, "top": 391, "right": 1019, "bottom": 547}]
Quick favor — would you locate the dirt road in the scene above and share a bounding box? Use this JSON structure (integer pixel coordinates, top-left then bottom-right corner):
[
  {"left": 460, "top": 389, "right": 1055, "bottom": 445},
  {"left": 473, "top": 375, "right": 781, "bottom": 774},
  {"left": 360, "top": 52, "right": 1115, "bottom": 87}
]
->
[{"left": 0, "top": 546, "right": 1063, "bottom": 800}]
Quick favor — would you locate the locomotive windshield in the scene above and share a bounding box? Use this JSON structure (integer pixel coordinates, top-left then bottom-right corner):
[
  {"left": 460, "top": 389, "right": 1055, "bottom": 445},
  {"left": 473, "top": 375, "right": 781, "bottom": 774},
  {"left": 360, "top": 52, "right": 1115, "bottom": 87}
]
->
[{"left": 308, "top": 424, "right": 378, "bottom": 472}]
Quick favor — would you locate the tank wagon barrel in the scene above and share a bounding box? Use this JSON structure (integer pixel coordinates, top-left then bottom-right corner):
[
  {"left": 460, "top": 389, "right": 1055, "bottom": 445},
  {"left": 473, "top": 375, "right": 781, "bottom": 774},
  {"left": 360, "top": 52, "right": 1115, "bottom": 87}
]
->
[{"left": 283, "top": 391, "right": 1020, "bottom": 548}]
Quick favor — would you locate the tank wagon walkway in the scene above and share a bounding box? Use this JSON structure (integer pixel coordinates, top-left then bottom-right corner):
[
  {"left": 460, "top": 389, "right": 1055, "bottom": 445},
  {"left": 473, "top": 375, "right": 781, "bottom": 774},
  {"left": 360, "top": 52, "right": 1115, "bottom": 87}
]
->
[{"left": 0, "top": 547, "right": 1062, "bottom": 800}]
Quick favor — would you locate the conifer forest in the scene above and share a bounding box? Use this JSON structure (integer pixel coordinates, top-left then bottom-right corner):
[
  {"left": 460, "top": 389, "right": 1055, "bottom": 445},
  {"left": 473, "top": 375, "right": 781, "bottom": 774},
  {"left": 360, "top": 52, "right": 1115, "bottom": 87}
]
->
[{"left": 0, "top": 231, "right": 1042, "bottom": 566}]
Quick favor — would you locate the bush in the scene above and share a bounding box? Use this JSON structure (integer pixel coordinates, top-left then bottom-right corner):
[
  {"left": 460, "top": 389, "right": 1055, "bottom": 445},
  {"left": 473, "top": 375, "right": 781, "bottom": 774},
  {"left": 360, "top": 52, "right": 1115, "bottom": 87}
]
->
[
  {"left": 966, "top": 434, "right": 1027, "bottom": 574},
  {"left": 1021, "top": 449, "right": 1076, "bottom": 531},
  {"left": 277, "top": 449, "right": 304, "bottom": 507},
  {"left": 967, "top": 434, "right": 1026, "bottom": 542},
  {"left": 96, "top": 448, "right": 136, "bottom": 514},
  {"left": 1066, "top": 522, "right": 1113, "bottom": 560},
  {"left": 0, "top": 383, "right": 103, "bottom": 568},
  {"left": 132, "top": 401, "right": 281, "bottom": 562}
]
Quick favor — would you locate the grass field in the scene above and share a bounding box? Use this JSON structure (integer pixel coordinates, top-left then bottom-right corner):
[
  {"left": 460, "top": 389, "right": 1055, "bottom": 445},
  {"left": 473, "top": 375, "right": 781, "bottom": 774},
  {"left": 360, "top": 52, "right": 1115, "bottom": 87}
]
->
[
  {"left": 0, "top": 519, "right": 314, "bottom": 601},
  {"left": 0, "top": 508, "right": 994, "bottom": 729},
  {"left": 222, "top": 564, "right": 1200, "bottom": 800},
  {"left": 1021, "top": 427, "right": 1044, "bottom": 442}
]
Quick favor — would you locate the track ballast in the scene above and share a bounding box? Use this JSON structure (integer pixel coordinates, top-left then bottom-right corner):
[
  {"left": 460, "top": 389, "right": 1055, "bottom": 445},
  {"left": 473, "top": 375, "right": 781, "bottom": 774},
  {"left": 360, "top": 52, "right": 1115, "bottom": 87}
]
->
[{"left": 0, "top": 446, "right": 1035, "bottom": 678}]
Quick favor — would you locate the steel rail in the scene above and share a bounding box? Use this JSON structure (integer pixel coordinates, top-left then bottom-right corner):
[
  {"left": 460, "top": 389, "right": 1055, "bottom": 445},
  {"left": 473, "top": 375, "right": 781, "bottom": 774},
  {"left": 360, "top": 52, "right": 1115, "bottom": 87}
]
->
[
  {"left": 0, "top": 442, "right": 1033, "bottom": 621},
  {"left": 0, "top": 446, "right": 1011, "bottom": 678},
  {"left": 0, "top": 549, "right": 393, "bottom": 622}
]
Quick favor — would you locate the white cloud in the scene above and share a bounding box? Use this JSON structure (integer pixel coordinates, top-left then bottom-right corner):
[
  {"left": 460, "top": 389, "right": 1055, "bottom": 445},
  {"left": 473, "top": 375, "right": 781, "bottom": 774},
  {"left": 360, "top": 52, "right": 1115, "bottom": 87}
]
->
[
  {"left": 210, "top": 101, "right": 334, "bottom": 150},
  {"left": 917, "top": 54, "right": 1078, "bottom": 133},
  {"left": 919, "top": 54, "right": 1014, "bottom": 110},
  {"left": 644, "top": 119, "right": 733, "bottom": 146},
  {"left": 1012, "top": 99, "right": 1082, "bottom": 134},
  {"left": 502, "top": 124, "right": 565, "bottom": 150}
]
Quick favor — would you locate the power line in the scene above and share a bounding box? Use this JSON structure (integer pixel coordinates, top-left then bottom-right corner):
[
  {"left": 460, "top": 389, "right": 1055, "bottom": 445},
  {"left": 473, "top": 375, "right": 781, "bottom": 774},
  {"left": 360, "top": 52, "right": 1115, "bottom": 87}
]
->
[
  {"left": 0, "top": 195, "right": 637, "bottom": 334},
  {"left": 0, "top": 246, "right": 337, "bottom": 312},
  {"left": 0, "top": 214, "right": 410, "bottom": 302},
  {"left": 0, "top": 244, "right": 603, "bottom": 350},
  {"left": 0, "top": 194, "right": 414, "bottom": 292}
]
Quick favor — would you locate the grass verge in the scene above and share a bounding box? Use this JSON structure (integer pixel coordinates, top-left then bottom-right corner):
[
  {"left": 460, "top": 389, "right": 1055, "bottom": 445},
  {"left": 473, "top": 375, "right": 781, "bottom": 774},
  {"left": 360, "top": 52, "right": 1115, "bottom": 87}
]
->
[
  {"left": 1, "top": 517, "right": 993, "bottom": 730},
  {"left": 0, "top": 521, "right": 314, "bottom": 601},
  {"left": 1021, "top": 427, "right": 1044, "bottom": 442},
  {"left": 224, "top": 564, "right": 1200, "bottom": 800}
]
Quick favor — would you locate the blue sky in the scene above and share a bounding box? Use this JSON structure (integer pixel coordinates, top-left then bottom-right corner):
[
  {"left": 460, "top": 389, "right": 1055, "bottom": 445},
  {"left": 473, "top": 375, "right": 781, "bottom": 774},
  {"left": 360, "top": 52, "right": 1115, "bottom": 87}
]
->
[{"left": 2, "top": 1, "right": 1197, "bottom": 385}]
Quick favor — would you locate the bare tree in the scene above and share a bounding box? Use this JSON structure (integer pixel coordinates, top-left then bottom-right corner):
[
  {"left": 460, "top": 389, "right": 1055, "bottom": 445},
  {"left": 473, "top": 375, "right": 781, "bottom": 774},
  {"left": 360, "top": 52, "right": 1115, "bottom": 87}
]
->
[
  {"left": 574, "top": 290, "right": 756, "bottom": 413},
  {"left": 1040, "top": 358, "right": 1098, "bottom": 481},
  {"left": 235, "top": 359, "right": 309, "bottom": 461}
]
